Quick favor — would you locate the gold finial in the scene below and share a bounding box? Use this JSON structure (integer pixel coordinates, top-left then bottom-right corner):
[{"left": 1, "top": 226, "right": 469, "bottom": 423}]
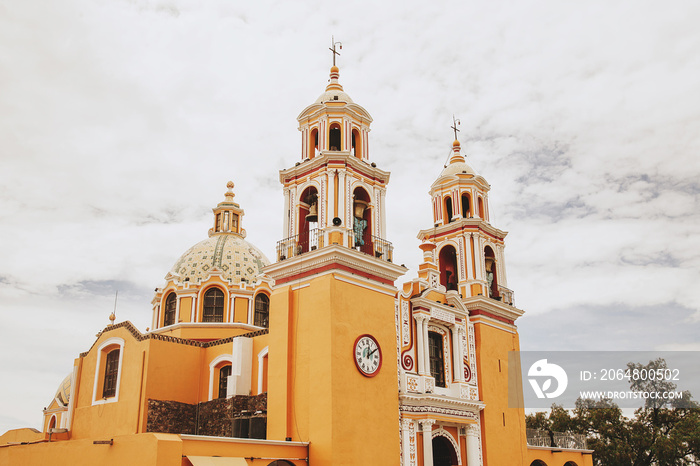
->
[
  {"left": 109, "top": 312, "right": 116, "bottom": 324},
  {"left": 225, "top": 181, "right": 235, "bottom": 202}
]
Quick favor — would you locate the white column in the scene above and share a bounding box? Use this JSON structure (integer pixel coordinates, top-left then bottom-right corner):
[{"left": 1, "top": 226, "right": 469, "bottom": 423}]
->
[
  {"left": 337, "top": 169, "right": 347, "bottom": 228},
  {"left": 466, "top": 424, "right": 480, "bottom": 466},
  {"left": 327, "top": 171, "right": 336, "bottom": 227},
  {"left": 283, "top": 188, "right": 290, "bottom": 238},
  {"left": 414, "top": 314, "right": 427, "bottom": 375},
  {"left": 422, "top": 318, "right": 431, "bottom": 379},
  {"left": 452, "top": 324, "right": 464, "bottom": 383},
  {"left": 421, "top": 420, "right": 435, "bottom": 466},
  {"left": 401, "top": 418, "right": 412, "bottom": 466}
]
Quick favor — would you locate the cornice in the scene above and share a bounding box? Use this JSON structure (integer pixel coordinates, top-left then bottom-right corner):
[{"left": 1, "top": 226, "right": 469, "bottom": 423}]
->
[
  {"left": 263, "top": 244, "right": 406, "bottom": 286},
  {"left": 417, "top": 220, "right": 508, "bottom": 242},
  {"left": 399, "top": 393, "right": 485, "bottom": 413},
  {"left": 279, "top": 152, "right": 390, "bottom": 185},
  {"left": 462, "top": 296, "right": 525, "bottom": 322}
]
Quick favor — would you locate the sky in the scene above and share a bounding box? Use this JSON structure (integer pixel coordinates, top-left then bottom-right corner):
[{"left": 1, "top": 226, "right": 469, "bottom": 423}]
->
[{"left": 1, "top": 0, "right": 699, "bottom": 433}]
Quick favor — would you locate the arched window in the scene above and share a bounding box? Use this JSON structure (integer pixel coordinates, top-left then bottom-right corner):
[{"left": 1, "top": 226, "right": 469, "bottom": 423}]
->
[
  {"left": 438, "top": 245, "right": 459, "bottom": 291},
  {"left": 530, "top": 461, "right": 548, "bottom": 466},
  {"left": 218, "top": 365, "right": 232, "bottom": 399},
  {"left": 163, "top": 292, "right": 176, "bottom": 327},
  {"left": 351, "top": 128, "right": 362, "bottom": 158},
  {"left": 48, "top": 415, "right": 57, "bottom": 432},
  {"left": 477, "top": 197, "right": 484, "bottom": 218},
  {"left": 309, "top": 128, "right": 319, "bottom": 159},
  {"left": 444, "top": 196, "right": 454, "bottom": 223},
  {"left": 352, "top": 187, "right": 373, "bottom": 255},
  {"left": 428, "top": 331, "right": 446, "bottom": 387},
  {"left": 298, "top": 186, "right": 319, "bottom": 254},
  {"left": 102, "top": 349, "right": 120, "bottom": 398},
  {"left": 461, "top": 193, "right": 471, "bottom": 218},
  {"left": 203, "top": 288, "right": 225, "bottom": 322},
  {"left": 329, "top": 123, "right": 341, "bottom": 151},
  {"left": 254, "top": 294, "right": 270, "bottom": 328}
]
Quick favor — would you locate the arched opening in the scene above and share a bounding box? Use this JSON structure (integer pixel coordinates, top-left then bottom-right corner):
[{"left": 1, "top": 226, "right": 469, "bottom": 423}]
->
[
  {"left": 202, "top": 287, "right": 225, "bottom": 322},
  {"left": 329, "top": 123, "right": 341, "bottom": 151},
  {"left": 309, "top": 128, "right": 319, "bottom": 159},
  {"left": 298, "top": 186, "right": 319, "bottom": 254},
  {"left": 351, "top": 128, "right": 362, "bottom": 158},
  {"left": 564, "top": 462, "right": 579, "bottom": 466},
  {"left": 438, "top": 245, "right": 459, "bottom": 291},
  {"left": 444, "top": 196, "right": 454, "bottom": 224},
  {"left": 477, "top": 197, "right": 484, "bottom": 218},
  {"left": 484, "top": 246, "right": 499, "bottom": 299},
  {"left": 432, "top": 434, "right": 458, "bottom": 466},
  {"left": 428, "top": 331, "right": 446, "bottom": 388},
  {"left": 163, "top": 292, "right": 176, "bottom": 327},
  {"left": 530, "top": 461, "right": 548, "bottom": 466},
  {"left": 266, "top": 461, "right": 295, "bottom": 466},
  {"left": 352, "top": 187, "right": 373, "bottom": 255},
  {"left": 254, "top": 293, "right": 270, "bottom": 328},
  {"left": 461, "top": 193, "right": 471, "bottom": 218},
  {"left": 48, "top": 415, "right": 57, "bottom": 432},
  {"left": 218, "top": 364, "right": 232, "bottom": 399}
]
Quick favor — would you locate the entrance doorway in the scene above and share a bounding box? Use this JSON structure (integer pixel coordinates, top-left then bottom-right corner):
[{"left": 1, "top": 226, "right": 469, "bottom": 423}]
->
[{"left": 433, "top": 435, "right": 458, "bottom": 466}]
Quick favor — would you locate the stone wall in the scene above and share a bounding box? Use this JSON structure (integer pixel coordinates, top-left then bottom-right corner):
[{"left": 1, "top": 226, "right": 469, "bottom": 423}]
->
[{"left": 146, "top": 394, "right": 267, "bottom": 438}]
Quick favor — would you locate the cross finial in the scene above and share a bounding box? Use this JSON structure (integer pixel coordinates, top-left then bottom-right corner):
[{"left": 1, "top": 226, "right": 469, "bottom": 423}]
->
[
  {"left": 329, "top": 36, "right": 342, "bottom": 67},
  {"left": 451, "top": 115, "right": 461, "bottom": 141}
]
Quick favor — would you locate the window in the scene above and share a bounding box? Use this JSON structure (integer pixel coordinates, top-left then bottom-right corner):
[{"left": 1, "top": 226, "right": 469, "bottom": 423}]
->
[
  {"left": 92, "top": 338, "right": 124, "bottom": 405},
  {"left": 102, "top": 349, "right": 120, "bottom": 398},
  {"left": 461, "top": 193, "right": 471, "bottom": 218},
  {"left": 254, "top": 294, "right": 270, "bottom": 328},
  {"left": 445, "top": 197, "right": 454, "bottom": 223},
  {"left": 438, "top": 245, "right": 459, "bottom": 291},
  {"left": 218, "top": 365, "right": 232, "bottom": 399},
  {"left": 163, "top": 292, "right": 176, "bottom": 327},
  {"left": 203, "top": 288, "right": 225, "bottom": 322},
  {"left": 429, "top": 331, "right": 446, "bottom": 387},
  {"left": 329, "top": 123, "right": 341, "bottom": 150}
]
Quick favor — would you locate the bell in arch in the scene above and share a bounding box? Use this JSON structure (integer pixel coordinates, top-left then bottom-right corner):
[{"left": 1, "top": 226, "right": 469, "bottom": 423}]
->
[
  {"left": 305, "top": 193, "right": 318, "bottom": 222},
  {"left": 353, "top": 199, "right": 368, "bottom": 219}
]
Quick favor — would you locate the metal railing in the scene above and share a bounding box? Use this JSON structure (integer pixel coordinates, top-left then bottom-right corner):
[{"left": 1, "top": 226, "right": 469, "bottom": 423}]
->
[
  {"left": 276, "top": 228, "right": 394, "bottom": 263},
  {"left": 526, "top": 429, "right": 587, "bottom": 450}
]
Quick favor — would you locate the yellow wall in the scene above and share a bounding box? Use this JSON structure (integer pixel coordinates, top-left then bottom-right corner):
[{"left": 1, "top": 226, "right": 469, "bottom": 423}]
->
[
  {"left": 474, "top": 320, "right": 528, "bottom": 465},
  {"left": 267, "top": 273, "right": 401, "bottom": 465}
]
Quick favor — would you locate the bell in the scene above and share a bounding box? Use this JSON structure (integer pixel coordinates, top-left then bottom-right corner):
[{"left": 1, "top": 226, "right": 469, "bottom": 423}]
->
[
  {"left": 484, "top": 257, "right": 494, "bottom": 272},
  {"left": 305, "top": 203, "right": 318, "bottom": 222},
  {"left": 353, "top": 200, "right": 368, "bottom": 219}
]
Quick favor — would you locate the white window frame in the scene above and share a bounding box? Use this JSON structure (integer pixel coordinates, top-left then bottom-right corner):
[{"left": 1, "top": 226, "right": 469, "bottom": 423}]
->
[{"left": 91, "top": 337, "right": 125, "bottom": 405}]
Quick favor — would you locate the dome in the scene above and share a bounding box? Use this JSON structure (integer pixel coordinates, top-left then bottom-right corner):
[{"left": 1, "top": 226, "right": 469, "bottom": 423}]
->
[
  {"left": 170, "top": 233, "right": 270, "bottom": 284},
  {"left": 54, "top": 373, "right": 71, "bottom": 406},
  {"left": 315, "top": 89, "right": 353, "bottom": 104},
  {"left": 438, "top": 160, "right": 477, "bottom": 178}
]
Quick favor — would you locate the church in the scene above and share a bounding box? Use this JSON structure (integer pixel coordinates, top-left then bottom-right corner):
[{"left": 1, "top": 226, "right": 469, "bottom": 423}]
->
[{"left": 0, "top": 52, "right": 593, "bottom": 466}]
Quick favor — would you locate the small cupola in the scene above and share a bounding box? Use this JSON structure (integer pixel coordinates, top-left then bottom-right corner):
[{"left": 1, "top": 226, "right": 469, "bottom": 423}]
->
[{"left": 210, "top": 181, "right": 245, "bottom": 237}]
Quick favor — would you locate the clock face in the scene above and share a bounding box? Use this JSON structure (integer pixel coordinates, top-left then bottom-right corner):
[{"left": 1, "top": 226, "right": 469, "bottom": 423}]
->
[{"left": 354, "top": 334, "right": 382, "bottom": 377}]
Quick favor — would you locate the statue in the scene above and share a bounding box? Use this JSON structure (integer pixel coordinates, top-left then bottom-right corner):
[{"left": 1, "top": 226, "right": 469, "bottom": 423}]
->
[
  {"left": 354, "top": 216, "right": 367, "bottom": 247},
  {"left": 486, "top": 271, "right": 494, "bottom": 296}
]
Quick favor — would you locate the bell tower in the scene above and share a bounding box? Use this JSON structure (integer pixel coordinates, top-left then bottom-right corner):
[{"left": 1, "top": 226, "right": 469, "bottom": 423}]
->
[
  {"left": 264, "top": 46, "right": 406, "bottom": 465},
  {"left": 276, "top": 61, "right": 391, "bottom": 262},
  {"left": 418, "top": 138, "right": 513, "bottom": 304}
]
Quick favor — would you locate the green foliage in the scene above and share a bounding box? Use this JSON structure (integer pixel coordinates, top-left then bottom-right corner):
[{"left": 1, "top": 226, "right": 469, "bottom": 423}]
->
[{"left": 525, "top": 358, "right": 700, "bottom": 466}]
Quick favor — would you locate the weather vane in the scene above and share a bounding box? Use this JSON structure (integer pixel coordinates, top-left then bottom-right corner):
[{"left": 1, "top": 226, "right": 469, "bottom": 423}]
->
[
  {"left": 329, "top": 36, "right": 342, "bottom": 67},
  {"left": 451, "top": 115, "right": 461, "bottom": 140}
]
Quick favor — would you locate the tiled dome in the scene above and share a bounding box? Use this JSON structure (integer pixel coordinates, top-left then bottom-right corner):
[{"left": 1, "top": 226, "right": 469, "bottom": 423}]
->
[{"left": 170, "top": 234, "right": 270, "bottom": 284}]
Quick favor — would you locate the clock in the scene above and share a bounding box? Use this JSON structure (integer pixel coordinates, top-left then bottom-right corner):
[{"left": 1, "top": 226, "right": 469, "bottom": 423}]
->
[{"left": 353, "top": 334, "right": 382, "bottom": 377}]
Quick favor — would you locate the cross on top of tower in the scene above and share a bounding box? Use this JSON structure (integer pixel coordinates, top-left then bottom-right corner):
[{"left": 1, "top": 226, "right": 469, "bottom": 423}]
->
[
  {"left": 329, "top": 36, "right": 342, "bottom": 67},
  {"left": 451, "top": 115, "right": 461, "bottom": 142}
]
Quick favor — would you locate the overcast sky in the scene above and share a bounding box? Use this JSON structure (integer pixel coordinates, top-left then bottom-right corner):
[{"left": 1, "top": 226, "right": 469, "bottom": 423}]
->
[{"left": 1, "top": 1, "right": 699, "bottom": 433}]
